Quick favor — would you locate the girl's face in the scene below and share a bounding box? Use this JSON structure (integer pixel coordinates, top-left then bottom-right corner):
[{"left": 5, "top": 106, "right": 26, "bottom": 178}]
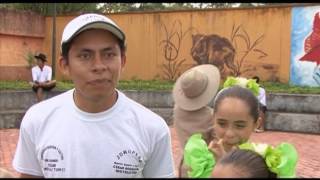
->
[{"left": 213, "top": 97, "right": 259, "bottom": 151}]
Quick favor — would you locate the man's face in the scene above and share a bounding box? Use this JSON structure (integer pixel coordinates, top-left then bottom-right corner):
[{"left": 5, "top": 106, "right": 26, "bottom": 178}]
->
[
  {"left": 36, "top": 59, "right": 45, "bottom": 68},
  {"left": 60, "top": 29, "right": 126, "bottom": 101}
]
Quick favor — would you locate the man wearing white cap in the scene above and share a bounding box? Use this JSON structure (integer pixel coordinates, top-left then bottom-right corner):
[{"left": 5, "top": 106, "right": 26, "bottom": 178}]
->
[{"left": 13, "top": 13, "right": 175, "bottom": 178}]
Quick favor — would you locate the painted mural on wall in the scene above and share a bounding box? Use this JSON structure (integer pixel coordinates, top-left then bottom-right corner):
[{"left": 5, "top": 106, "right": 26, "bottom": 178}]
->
[
  {"left": 229, "top": 24, "right": 268, "bottom": 77},
  {"left": 159, "top": 20, "right": 196, "bottom": 81},
  {"left": 191, "top": 24, "right": 267, "bottom": 79},
  {"left": 160, "top": 20, "right": 268, "bottom": 81},
  {"left": 291, "top": 6, "right": 320, "bottom": 86},
  {"left": 191, "top": 34, "right": 237, "bottom": 77}
]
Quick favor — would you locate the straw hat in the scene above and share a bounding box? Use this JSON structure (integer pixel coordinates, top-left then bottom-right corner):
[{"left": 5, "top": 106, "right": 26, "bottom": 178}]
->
[
  {"left": 172, "top": 64, "right": 220, "bottom": 111},
  {"left": 34, "top": 53, "right": 47, "bottom": 62}
]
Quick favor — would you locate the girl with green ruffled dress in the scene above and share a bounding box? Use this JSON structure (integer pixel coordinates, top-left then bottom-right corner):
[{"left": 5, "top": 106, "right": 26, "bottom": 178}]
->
[{"left": 183, "top": 77, "right": 298, "bottom": 178}]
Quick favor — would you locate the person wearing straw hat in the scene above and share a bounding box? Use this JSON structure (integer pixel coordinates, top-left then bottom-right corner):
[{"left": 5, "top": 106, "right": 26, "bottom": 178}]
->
[
  {"left": 13, "top": 13, "right": 174, "bottom": 178},
  {"left": 30, "top": 52, "right": 56, "bottom": 102},
  {"left": 172, "top": 64, "right": 221, "bottom": 177}
]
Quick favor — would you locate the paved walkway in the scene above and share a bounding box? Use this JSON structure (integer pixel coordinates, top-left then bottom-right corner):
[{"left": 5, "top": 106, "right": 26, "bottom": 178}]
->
[{"left": 1, "top": 127, "right": 320, "bottom": 177}]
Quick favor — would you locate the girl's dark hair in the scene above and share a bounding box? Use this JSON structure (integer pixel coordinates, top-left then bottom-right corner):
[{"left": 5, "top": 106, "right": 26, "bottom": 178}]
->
[
  {"left": 213, "top": 86, "right": 260, "bottom": 122},
  {"left": 252, "top": 76, "right": 260, "bottom": 83},
  {"left": 61, "top": 31, "right": 126, "bottom": 64},
  {"left": 219, "top": 149, "right": 277, "bottom": 178}
]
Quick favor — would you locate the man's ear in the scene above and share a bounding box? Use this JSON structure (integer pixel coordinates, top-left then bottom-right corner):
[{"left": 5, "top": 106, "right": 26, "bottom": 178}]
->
[
  {"left": 59, "top": 56, "right": 69, "bottom": 76},
  {"left": 121, "top": 55, "right": 126, "bottom": 69}
]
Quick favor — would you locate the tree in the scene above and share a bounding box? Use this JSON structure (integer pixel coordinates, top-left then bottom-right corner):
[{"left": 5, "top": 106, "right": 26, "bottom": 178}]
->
[
  {"left": 98, "top": 3, "right": 198, "bottom": 13},
  {"left": 98, "top": 3, "right": 168, "bottom": 13},
  {"left": 0, "top": 3, "right": 299, "bottom": 15},
  {"left": 97, "top": 3, "right": 134, "bottom": 13},
  {"left": 165, "top": 3, "right": 194, "bottom": 10},
  {"left": 0, "top": 3, "right": 99, "bottom": 16}
]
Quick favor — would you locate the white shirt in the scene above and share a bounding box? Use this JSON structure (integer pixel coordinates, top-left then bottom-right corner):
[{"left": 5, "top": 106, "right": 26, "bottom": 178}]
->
[
  {"left": 12, "top": 89, "right": 175, "bottom": 178},
  {"left": 31, "top": 65, "right": 52, "bottom": 83},
  {"left": 257, "top": 87, "right": 266, "bottom": 106}
]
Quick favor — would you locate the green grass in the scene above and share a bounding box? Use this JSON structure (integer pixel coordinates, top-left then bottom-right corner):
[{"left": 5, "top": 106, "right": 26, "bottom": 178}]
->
[
  {"left": 1, "top": 80, "right": 320, "bottom": 94},
  {"left": 0, "top": 80, "right": 175, "bottom": 91},
  {"left": 0, "top": 80, "right": 75, "bottom": 91},
  {"left": 260, "top": 82, "right": 320, "bottom": 94},
  {"left": 0, "top": 81, "right": 31, "bottom": 90},
  {"left": 117, "top": 80, "right": 174, "bottom": 91}
]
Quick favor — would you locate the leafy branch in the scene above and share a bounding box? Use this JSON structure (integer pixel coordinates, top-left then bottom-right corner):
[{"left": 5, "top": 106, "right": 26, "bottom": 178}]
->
[
  {"left": 159, "top": 19, "right": 196, "bottom": 80},
  {"left": 230, "top": 23, "right": 268, "bottom": 76}
]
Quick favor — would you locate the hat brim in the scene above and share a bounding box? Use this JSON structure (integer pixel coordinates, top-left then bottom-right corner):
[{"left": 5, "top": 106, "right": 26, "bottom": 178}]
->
[
  {"left": 173, "top": 64, "right": 221, "bottom": 111},
  {"left": 34, "top": 55, "right": 47, "bottom": 61},
  {"left": 299, "top": 45, "right": 320, "bottom": 65}
]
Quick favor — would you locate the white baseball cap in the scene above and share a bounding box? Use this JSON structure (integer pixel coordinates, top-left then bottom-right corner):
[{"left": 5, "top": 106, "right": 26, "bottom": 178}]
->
[{"left": 61, "top": 13, "right": 125, "bottom": 53}]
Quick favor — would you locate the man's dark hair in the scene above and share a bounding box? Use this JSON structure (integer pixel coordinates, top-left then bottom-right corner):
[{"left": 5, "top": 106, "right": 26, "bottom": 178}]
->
[
  {"left": 61, "top": 31, "right": 126, "bottom": 64},
  {"left": 219, "top": 149, "right": 277, "bottom": 178}
]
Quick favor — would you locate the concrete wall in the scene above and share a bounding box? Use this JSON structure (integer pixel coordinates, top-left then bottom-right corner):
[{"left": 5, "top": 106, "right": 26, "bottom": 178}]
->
[
  {"left": 265, "top": 93, "right": 320, "bottom": 133},
  {"left": 0, "top": 90, "right": 319, "bottom": 134}
]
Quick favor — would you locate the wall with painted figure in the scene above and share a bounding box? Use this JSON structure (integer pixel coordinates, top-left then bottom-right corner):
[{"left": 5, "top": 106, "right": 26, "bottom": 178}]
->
[{"left": 291, "top": 6, "right": 320, "bottom": 87}]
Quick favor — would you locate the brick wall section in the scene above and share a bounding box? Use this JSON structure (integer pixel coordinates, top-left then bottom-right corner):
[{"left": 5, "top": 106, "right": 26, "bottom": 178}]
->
[
  {"left": 0, "top": 8, "right": 45, "bottom": 80},
  {"left": 0, "top": 8, "right": 45, "bottom": 37},
  {"left": 0, "top": 66, "right": 32, "bottom": 81}
]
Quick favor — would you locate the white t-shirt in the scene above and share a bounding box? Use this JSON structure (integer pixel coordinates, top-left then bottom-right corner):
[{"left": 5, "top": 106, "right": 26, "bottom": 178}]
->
[
  {"left": 31, "top": 65, "right": 52, "bottom": 83},
  {"left": 257, "top": 87, "right": 266, "bottom": 106},
  {"left": 12, "top": 89, "right": 175, "bottom": 178}
]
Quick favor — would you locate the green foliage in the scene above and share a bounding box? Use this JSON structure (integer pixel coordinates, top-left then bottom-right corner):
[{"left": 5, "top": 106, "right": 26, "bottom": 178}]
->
[
  {"left": 117, "top": 80, "right": 174, "bottom": 91},
  {"left": 0, "top": 3, "right": 295, "bottom": 15},
  {"left": 24, "top": 51, "right": 35, "bottom": 69},
  {"left": 261, "top": 82, "right": 320, "bottom": 94},
  {"left": 56, "top": 81, "right": 74, "bottom": 90},
  {"left": 1, "top": 3, "right": 99, "bottom": 16},
  {"left": 0, "top": 81, "right": 31, "bottom": 90},
  {"left": 97, "top": 3, "right": 293, "bottom": 13},
  {"left": 98, "top": 3, "right": 192, "bottom": 13},
  {"left": 98, "top": 3, "right": 137, "bottom": 13}
]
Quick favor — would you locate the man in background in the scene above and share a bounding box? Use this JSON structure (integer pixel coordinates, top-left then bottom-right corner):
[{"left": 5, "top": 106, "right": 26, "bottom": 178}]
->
[
  {"left": 252, "top": 76, "right": 267, "bottom": 132},
  {"left": 30, "top": 53, "right": 56, "bottom": 102}
]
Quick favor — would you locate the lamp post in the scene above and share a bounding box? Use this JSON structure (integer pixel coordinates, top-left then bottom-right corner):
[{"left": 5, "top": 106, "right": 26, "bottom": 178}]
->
[{"left": 51, "top": 3, "right": 56, "bottom": 79}]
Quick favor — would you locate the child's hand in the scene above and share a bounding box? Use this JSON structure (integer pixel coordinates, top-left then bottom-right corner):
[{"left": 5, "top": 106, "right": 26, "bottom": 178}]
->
[
  {"left": 208, "top": 138, "right": 226, "bottom": 161},
  {"left": 208, "top": 138, "right": 237, "bottom": 160}
]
